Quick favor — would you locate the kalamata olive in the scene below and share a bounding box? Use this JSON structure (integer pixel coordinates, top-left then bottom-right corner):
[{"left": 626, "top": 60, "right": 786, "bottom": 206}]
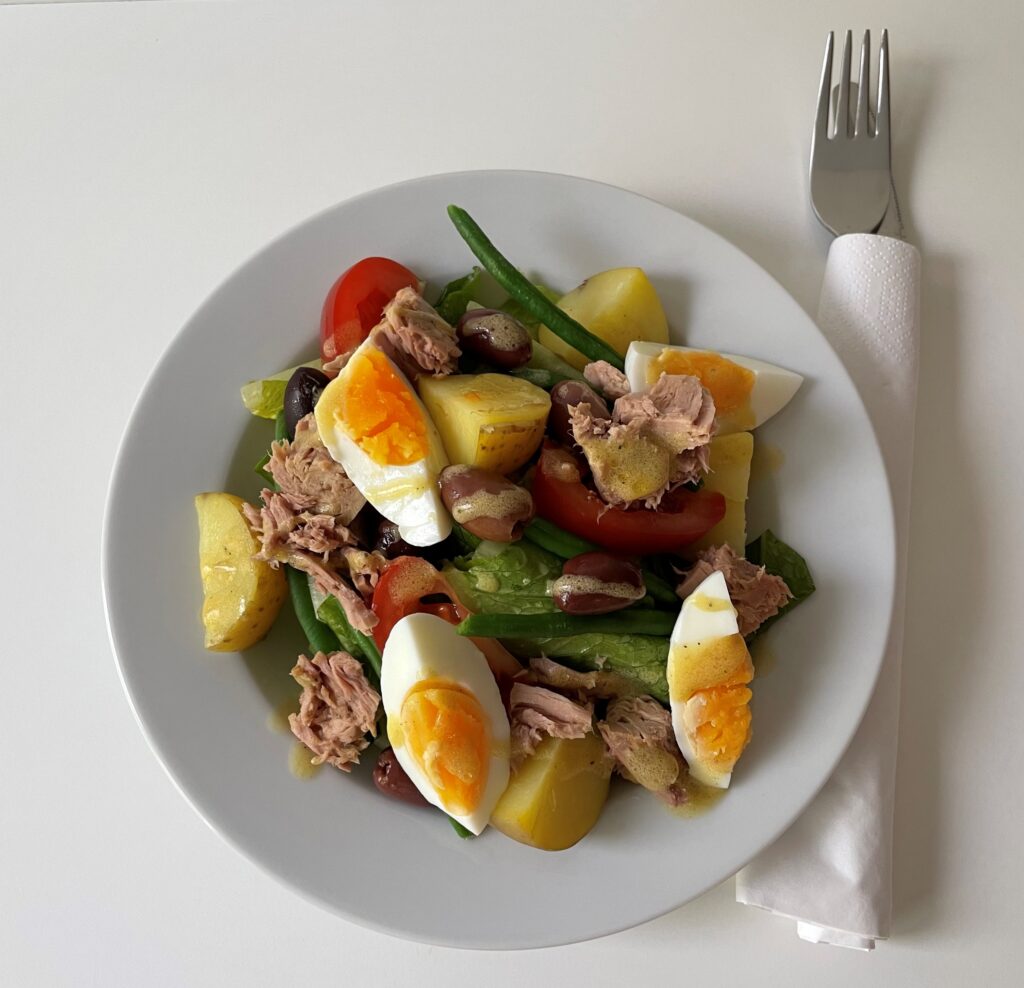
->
[
  {"left": 373, "top": 749, "right": 429, "bottom": 806},
  {"left": 552, "top": 551, "right": 645, "bottom": 615},
  {"left": 548, "top": 379, "right": 610, "bottom": 448},
  {"left": 374, "top": 520, "right": 418, "bottom": 559},
  {"left": 456, "top": 309, "right": 533, "bottom": 370},
  {"left": 284, "top": 366, "right": 330, "bottom": 439},
  {"left": 439, "top": 465, "right": 534, "bottom": 542},
  {"left": 373, "top": 518, "right": 454, "bottom": 562}
]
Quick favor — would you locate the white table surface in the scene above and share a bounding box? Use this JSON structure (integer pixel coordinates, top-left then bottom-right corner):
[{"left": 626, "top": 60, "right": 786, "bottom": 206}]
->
[{"left": 3, "top": 2, "right": 1022, "bottom": 985}]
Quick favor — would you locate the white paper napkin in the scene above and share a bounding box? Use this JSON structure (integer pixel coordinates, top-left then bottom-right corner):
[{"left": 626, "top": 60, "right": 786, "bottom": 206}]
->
[{"left": 736, "top": 233, "right": 921, "bottom": 950}]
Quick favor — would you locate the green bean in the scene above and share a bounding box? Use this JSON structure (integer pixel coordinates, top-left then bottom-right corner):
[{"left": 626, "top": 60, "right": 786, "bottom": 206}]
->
[
  {"left": 457, "top": 610, "right": 676, "bottom": 639},
  {"left": 316, "top": 595, "right": 362, "bottom": 654},
  {"left": 286, "top": 566, "right": 341, "bottom": 655},
  {"left": 354, "top": 629, "right": 382, "bottom": 681},
  {"left": 274, "top": 409, "right": 288, "bottom": 443},
  {"left": 640, "top": 570, "right": 680, "bottom": 607},
  {"left": 509, "top": 367, "right": 559, "bottom": 390},
  {"left": 253, "top": 452, "right": 274, "bottom": 485},
  {"left": 522, "top": 520, "right": 680, "bottom": 606},
  {"left": 523, "top": 518, "right": 597, "bottom": 558},
  {"left": 447, "top": 205, "right": 624, "bottom": 370},
  {"left": 317, "top": 595, "right": 382, "bottom": 687}
]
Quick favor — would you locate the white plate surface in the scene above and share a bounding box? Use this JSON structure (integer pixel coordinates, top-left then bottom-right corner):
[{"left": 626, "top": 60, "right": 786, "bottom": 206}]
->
[{"left": 102, "top": 171, "right": 894, "bottom": 948}]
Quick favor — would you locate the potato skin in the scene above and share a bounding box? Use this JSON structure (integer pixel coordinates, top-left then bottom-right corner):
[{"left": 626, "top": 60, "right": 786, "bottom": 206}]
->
[
  {"left": 490, "top": 734, "right": 612, "bottom": 851},
  {"left": 538, "top": 267, "right": 670, "bottom": 370},
  {"left": 417, "top": 373, "right": 550, "bottom": 475},
  {"left": 195, "top": 492, "right": 287, "bottom": 651}
]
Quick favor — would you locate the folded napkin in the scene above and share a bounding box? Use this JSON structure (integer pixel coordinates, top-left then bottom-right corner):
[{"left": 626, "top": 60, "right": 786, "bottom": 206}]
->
[{"left": 736, "top": 233, "right": 921, "bottom": 949}]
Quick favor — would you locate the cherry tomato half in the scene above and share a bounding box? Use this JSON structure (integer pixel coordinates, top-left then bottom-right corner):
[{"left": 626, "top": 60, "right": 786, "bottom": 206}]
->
[
  {"left": 320, "top": 256, "right": 419, "bottom": 362},
  {"left": 371, "top": 556, "right": 522, "bottom": 679},
  {"left": 531, "top": 443, "right": 725, "bottom": 554}
]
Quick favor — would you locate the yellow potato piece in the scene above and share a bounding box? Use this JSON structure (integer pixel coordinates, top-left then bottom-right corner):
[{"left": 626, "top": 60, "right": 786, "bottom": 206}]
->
[
  {"left": 490, "top": 734, "right": 612, "bottom": 851},
  {"left": 703, "top": 432, "right": 753, "bottom": 502},
  {"left": 689, "top": 432, "right": 754, "bottom": 553},
  {"left": 539, "top": 267, "right": 670, "bottom": 370},
  {"left": 195, "top": 492, "right": 287, "bottom": 652},
  {"left": 417, "top": 373, "right": 550, "bottom": 475}
]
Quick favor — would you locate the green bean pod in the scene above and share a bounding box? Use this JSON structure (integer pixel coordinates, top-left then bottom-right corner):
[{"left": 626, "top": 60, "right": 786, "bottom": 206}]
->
[
  {"left": 457, "top": 610, "right": 676, "bottom": 639},
  {"left": 286, "top": 567, "right": 341, "bottom": 655},
  {"left": 447, "top": 205, "right": 624, "bottom": 370}
]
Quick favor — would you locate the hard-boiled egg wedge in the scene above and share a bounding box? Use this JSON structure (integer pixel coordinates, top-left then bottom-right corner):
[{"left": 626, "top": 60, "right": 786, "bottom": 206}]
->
[
  {"left": 625, "top": 341, "right": 802, "bottom": 435},
  {"left": 381, "top": 613, "right": 511, "bottom": 835},
  {"left": 315, "top": 340, "right": 451, "bottom": 546},
  {"left": 667, "top": 570, "right": 754, "bottom": 788}
]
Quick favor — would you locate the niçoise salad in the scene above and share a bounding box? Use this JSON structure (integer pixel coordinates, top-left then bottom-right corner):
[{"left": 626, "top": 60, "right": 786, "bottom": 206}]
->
[{"left": 194, "top": 206, "right": 814, "bottom": 849}]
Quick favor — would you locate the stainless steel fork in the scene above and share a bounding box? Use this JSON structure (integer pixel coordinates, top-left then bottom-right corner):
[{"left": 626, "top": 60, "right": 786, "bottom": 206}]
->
[{"left": 810, "top": 29, "right": 891, "bottom": 236}]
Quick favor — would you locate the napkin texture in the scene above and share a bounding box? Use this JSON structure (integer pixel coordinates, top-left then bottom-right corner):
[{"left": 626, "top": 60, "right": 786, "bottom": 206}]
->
[{"left": 736, "top": 234, "right": 921, "bottom": 950}]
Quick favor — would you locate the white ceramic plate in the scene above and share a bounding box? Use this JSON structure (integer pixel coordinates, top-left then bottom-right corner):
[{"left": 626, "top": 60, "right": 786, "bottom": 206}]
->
[{"left": 102, "top": 171, "right": 894, "bottom": 948}]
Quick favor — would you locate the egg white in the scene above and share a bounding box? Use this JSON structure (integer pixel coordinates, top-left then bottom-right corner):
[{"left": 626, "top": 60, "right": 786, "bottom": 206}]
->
[
  {"left": 624, "top": 341, "right": 803, "bottom": 434},
  {"left": 314, "top": 341, "right": 451, "bottom": 546},
  {"left": 668, "top": 570, "right": 744, "bottom": 788},
  {"left": 381, "top": 613, "right": 511, "bottom": 834}
]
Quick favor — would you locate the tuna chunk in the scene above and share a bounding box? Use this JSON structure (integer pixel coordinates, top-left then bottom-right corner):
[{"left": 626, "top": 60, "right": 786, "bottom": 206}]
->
[
  {"left": 339, "top": 547, "right": 387, "bottom": 603},
  {"left": 612, "top": 373, "right": 715, "bottom": 455},
  {"left": 598, "top": 695, "right": 690, "bottom": 807},
  {"left": 321, "top": 349, "right": 354, "bottom": 379},
  {"left": 677, "top": 543, "right": 792, "bottom": 637},
  {"left": 371, "top": 287, "right": 460, "bottom": 378},
  {"left": 569, "top": 373, "right": 715, "bottom": 508},
  {"left": 524, "top": 656, "right": 638, "bottom": 702},
  {"left": 289, "top": 651, "right": 380, "bottom": 771},
  {"left": 583, "top": 360, "right": 631, "bottom": 400},
  {"left": 242, "top": 490, "right": 378, "bottom": 634},
  {"left": 509, "top": 683, "right": 593, "bottom": 766},
  {"left": 268, "top": 414, "right": 365, "bottom": 522}
]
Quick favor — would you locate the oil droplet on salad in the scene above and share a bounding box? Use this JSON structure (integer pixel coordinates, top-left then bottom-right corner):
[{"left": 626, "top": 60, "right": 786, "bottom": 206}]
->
[
  {"left": 266, "top": 696, "right": 297, "bottom": 734},
  {"left": 690, "top": 592, "right": 736, "bottom": 613},
  {"left": 289, "top": 742, "right": 323, "bottom": 780},
  {"left": 670, "top": 780, "right": 727, "bottom": 818}
]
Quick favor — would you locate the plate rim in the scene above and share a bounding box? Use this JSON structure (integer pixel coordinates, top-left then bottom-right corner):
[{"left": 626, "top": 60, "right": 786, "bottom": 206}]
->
[{"left": 101, "top": 168, "right": 897, "bottom": 948}]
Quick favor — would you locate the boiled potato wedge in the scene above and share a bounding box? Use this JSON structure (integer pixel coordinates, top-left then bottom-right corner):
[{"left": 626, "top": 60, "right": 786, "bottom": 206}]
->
[
  {"left": 195, "top": 492, "right": 287, "bottom": 651},
  {"left": 490, "top": 734, "right": 612, "bottom": 851},
  {"left": 417, "top": 373, "right": 550, "bottom": 475},
  {"left": 689, "top": 432, "right": 753, "bottom": 553},
  {"left": 539, "top": 267, "right": 669, "bottom": 370}
]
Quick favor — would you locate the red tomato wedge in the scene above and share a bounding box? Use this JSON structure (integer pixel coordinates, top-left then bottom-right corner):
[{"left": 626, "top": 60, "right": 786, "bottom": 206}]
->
[
  {"left": 531, "top": 443, "right": 726, "bottom": 554},
  {"left": 320, "top": 257, "right": 419, "bottom": 362},
  {"left": 371, "top": 556, "right": 521, "bottom": 678}
]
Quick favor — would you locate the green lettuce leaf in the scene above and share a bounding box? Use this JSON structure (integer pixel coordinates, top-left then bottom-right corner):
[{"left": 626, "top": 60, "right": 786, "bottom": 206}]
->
[
  {"left": 444, "top": 540, "right": 670, "bottom": 701},
  {"left": 501, "top": 633, "right": 670, "bottom": 703},
  {"left": 745, "top": 529, "right": 815, "bottom": 634},
  {"left": 443, "top": 540, "right": 560, "bottom": 616},
  {"left": 240, "top": 359, "right": 319, "bottom": 419},
  {"left": 522, "top": 339, "right": 585, "bottom": 384},
  {"left": 433, "top": 267, "right": 484, "bottom": 324},
  {"left": 500, "top": 284, "right": 561, "bottom": 329}
]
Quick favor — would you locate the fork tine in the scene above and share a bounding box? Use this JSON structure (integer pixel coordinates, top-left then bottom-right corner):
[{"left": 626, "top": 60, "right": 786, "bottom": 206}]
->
[
  {"left": 855, "top": 30, "right": 871, "bottom": 136},
  {"left": 836, "top": 30, "right": 853, "bottom": 138},
  {"left": 815, "top": 31, "right": 835, "bottom": 140},
  {"left": 876, "top": 29, "right": 891, "bottom": 145}
]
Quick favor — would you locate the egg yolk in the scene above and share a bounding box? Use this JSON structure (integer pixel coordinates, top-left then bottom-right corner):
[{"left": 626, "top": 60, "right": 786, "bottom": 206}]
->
[
  {"left": 653, "top": 350, "right": 755, "bottom": 426},
  {"left": 683, "top": 685, "right": 753, "bottom": 770},
  {"left": 399, "top": 680, "right": 490, "bottom": 815},
  {"left": 341, "top": 348, "right": 429, "bottom": 465}
]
